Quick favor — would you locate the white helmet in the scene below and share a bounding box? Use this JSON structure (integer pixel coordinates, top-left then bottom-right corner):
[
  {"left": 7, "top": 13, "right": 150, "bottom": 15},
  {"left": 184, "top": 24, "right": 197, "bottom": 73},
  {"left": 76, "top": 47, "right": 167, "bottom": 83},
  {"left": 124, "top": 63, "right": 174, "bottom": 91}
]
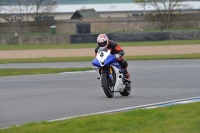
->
[{"left": 97, "top": 34, "right": 108, "bottom": 48}]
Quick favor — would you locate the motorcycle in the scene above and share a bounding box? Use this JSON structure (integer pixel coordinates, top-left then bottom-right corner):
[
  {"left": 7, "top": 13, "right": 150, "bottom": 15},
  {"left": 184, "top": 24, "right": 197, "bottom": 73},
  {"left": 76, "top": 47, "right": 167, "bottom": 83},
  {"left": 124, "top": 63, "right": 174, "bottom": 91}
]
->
[{"left": 91, "top": 48, "right": 131, "bottom": 98}]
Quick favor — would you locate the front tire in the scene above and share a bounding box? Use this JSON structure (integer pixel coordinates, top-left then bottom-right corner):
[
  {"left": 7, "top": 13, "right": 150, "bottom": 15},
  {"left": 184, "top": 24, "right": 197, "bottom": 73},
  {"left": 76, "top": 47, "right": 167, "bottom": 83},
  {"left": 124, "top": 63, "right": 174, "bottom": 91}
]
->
[
  {"left": 120, "top": 83, "right": 131, "bottom": 96},
  {"left": 101, "top": 73, "right": 114, "bottom": 98}
]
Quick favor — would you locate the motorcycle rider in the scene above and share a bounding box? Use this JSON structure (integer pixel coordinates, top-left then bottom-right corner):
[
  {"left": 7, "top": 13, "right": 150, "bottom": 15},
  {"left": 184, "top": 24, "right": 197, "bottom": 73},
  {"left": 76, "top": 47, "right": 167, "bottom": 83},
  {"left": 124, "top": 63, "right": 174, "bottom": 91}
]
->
[{"left": 95, "top": 34, "right": 130, "bottom": 82}]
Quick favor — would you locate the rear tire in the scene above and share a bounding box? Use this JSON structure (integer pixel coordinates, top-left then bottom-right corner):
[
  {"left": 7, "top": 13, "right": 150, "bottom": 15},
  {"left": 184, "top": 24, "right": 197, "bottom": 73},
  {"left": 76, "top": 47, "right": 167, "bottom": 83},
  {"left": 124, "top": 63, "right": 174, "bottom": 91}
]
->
[
  {"left": 120, "top": 83, "right": 131, "bottom": 96},
  {"left": 102, "top": 73, "right": 114, "bottom": 98}
]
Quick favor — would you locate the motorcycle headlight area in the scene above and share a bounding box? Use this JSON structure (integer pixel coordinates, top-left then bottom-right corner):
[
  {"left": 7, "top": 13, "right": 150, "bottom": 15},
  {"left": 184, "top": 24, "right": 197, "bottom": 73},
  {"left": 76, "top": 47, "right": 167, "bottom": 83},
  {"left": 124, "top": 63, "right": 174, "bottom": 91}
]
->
[{"left": 92, "top": 58, "right": 101, "bottom": 67}]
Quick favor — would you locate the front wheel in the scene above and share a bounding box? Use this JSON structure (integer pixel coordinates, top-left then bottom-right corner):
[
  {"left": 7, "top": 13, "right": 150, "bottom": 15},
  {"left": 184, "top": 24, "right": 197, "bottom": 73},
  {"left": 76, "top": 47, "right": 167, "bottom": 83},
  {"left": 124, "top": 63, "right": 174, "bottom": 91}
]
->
[
  {"left": 101, "top": 73, "right": 114, "bottom": 98},
  {"left": 120, "top": 83, "right": 131, "bottom": 96}
]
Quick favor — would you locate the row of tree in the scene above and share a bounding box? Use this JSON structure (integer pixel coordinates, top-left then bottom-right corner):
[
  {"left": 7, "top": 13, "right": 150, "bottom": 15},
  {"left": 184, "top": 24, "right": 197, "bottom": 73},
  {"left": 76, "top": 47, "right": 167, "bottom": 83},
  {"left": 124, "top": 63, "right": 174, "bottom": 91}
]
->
[
  {"left": 0, "top": 0, "right": 199, "bottom": 32},
  {"left": 0, "top": 0, "right": 57, "bottom": 22},
  {"left": 135, "top": 0, "right": 199, "bottom": 29}
]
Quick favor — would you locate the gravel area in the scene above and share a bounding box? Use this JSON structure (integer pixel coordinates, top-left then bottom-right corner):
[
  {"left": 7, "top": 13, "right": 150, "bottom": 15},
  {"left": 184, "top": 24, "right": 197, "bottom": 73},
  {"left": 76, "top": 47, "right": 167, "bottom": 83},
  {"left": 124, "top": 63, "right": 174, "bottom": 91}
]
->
[{"left": 0, "top": 45, "right": 200, "bottom": 59}]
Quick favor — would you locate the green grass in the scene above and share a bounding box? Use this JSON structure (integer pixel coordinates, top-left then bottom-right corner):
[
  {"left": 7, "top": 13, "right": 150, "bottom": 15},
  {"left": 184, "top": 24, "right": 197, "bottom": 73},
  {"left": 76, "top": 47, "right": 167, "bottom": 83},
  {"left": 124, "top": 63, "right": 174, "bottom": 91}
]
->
[
  {"left": 0, "top": 57, "right": 94, "bottom": 64},
  {"left": 0, "top": 54, "right": 200, "bottom": 64},
  {"left": 1, "top": 102, "right": 199, "bottom": 133},
  {"left": 0, "top": 54, "right": 199, "bottom": 76},
  {"left": 0, "top": 40, "right": 200, "bottom": 50},
  {"left": 125, "top": 53, "right": 200, "bottom": 60},
  {"left": 0, "top": 68, "right": 93, "bottom": 77}
]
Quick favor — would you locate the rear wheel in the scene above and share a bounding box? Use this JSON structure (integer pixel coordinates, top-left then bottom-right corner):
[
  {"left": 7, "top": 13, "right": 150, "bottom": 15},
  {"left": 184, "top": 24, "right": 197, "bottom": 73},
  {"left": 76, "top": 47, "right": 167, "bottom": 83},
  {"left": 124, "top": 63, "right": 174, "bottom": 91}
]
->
[
  {"left": 120, "top": 83, "right": 131, "bottom": 96},
  {"left": 101, "top": 73, "right": 114, "bottom": 98}
]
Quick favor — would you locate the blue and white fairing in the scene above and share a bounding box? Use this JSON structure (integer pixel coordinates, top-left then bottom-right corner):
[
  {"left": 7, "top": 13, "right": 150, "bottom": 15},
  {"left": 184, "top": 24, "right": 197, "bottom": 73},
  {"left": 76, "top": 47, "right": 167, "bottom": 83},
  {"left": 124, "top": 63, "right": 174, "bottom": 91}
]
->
[
  {"left": 92, "top": 54, "right": 117, "bottom": 67},
  {"left": 92, "top": 48, "right": 124, "bottom": 72},
  {"left": 92, "top": 48, "right": 115, "bottom": 67},
  {"left": 92, "top": 48, "right": 125, "bottom": 71}
]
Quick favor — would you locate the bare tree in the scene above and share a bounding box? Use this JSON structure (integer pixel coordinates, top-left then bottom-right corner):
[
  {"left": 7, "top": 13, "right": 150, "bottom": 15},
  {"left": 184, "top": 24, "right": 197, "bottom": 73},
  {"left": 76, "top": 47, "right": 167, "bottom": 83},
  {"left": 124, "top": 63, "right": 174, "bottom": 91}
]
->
[
  {"left": 0, "top": 0, "right": 57, "bottom": 33},
  {"left": 26, "top": 0, "right": 58, "bottom": 32},
  {"left": 17, "top": 0, "right": 35, "bottom": 33},
  {"left": 0, "top": 0, "right": 6, "bottom": 10},
  {"left": 0, "top": 0, "right": 16, "bottom": 22},
  {"left": 1, "top": 0, "right": 57, "bottom": 19},
  {"left": 135, "top": 0, "right": 191, "bottom": 28},
  {"left": 29, "top": 0, "right": 57, "bottom": 21},
  {"left": 0, "top": 0, "right": 3, "bottom": 9},
  {"left": 0, "top": 0, "right": 4, "bottom": 17},
  {"left": 194, "top": 8, "right": 200, "bottom": 31}
]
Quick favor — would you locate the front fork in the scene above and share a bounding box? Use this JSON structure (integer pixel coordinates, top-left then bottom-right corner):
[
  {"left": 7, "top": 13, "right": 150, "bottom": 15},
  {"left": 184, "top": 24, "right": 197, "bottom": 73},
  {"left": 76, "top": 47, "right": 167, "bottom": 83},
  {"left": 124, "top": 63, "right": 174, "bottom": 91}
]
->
[{"left": 96, "top": 66, "right": 115, "bottom": 85}]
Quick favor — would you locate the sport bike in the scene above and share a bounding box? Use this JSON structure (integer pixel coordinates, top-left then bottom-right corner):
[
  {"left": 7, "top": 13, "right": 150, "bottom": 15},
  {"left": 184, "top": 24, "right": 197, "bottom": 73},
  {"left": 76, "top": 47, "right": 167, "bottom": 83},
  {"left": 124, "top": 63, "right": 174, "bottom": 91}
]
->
[{"left": 91, "top": 48, "right": 131, "bottom": 98}]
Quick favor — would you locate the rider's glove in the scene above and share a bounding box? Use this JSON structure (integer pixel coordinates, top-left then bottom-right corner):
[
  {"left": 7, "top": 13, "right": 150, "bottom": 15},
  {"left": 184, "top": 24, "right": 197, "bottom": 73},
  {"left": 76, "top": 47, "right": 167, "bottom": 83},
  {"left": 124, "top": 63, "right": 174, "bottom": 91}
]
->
[{"left": 114, "top": 54, "right": 121, "bottom": 59}]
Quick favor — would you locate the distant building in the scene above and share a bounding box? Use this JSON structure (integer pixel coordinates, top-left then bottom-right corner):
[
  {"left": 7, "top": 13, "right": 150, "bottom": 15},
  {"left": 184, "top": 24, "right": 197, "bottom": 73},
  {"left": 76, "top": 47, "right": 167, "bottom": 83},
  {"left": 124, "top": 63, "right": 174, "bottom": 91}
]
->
[
  {"left": 70, "top": 9, "right": 100, "bottom": 19},
  {"left": 0, "top": 0, "right": 199, "bottom": 22}
]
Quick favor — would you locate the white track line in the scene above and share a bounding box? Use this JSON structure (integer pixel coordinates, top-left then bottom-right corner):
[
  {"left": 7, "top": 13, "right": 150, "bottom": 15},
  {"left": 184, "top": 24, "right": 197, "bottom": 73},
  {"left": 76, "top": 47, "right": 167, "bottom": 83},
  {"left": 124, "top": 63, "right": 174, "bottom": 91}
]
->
[
  {"left": 49, "top": 96, "right": 200, "bottom": 122},
  {"left": 59, "top": 70, "right": 95, "bottom": 74},
  {"left": 1, "top": 96, "right": 200, "bottom": 130}
]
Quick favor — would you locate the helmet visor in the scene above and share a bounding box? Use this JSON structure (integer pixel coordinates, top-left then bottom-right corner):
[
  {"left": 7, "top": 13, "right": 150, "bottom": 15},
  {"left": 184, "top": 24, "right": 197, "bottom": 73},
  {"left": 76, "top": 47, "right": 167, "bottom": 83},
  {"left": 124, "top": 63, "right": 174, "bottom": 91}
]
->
[{"left": 98, "top": 41, "right": 107, "bottom": 47}]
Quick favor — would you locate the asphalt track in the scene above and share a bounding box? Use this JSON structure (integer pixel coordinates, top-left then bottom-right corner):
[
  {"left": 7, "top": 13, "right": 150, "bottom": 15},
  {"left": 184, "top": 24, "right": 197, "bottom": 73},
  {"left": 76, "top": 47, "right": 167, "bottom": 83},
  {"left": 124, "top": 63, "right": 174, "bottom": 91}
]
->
[{"left": 0, "top": 59, "right": 200, "bottom": 128}]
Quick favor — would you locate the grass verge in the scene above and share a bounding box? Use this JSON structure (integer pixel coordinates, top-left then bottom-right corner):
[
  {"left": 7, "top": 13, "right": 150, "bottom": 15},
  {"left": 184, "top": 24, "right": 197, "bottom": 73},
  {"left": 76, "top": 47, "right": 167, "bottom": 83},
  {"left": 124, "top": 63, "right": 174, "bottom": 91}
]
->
[
  {"left": 0, "top": 40, "right": 200, "bottom": 50},
  {"left": 125, "top": 53, "right": 200, "bottom": 60},
  {"left": 1, "top": 102, "right": 199, "bottom": 133},
  {"left": 0, "top": 68, "right": 93, "bottom": 77},
  {"left": 0, "top": 54, "right": 200, "bottom": 64}
]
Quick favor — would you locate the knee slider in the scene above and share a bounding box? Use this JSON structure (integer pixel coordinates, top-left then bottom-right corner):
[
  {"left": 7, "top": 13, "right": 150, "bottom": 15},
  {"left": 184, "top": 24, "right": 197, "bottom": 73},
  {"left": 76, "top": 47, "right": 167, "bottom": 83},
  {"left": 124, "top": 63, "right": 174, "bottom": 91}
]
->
[{"left": 121, "top": 60, "right": 128, "bottom": 68}]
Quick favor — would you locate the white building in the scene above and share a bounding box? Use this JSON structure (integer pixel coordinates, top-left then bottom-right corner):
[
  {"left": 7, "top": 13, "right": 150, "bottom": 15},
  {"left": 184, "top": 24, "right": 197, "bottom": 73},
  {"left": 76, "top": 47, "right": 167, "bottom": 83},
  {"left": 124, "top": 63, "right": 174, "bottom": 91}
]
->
[{"left": 0, "top": 1, "right": 200, "bottom": 22}]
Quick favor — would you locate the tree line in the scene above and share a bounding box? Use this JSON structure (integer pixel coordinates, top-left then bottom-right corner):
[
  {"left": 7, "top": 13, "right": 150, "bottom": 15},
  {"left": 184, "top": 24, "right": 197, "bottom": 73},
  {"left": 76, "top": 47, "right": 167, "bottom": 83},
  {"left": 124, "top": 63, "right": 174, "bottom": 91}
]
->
[
  {"left": 135, "top": 0, "right": 199, "bottom": 29},
  {"left": 0, "top": 0, "right": 57, "bottom": 22}
]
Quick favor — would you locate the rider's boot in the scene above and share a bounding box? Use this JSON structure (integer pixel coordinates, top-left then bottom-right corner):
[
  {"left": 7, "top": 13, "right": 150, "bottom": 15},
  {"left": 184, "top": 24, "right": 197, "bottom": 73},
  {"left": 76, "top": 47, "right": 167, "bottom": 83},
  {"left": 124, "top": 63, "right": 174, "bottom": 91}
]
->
[{"left": 124, "top": 70, "right": 131, "bottom": 83}]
